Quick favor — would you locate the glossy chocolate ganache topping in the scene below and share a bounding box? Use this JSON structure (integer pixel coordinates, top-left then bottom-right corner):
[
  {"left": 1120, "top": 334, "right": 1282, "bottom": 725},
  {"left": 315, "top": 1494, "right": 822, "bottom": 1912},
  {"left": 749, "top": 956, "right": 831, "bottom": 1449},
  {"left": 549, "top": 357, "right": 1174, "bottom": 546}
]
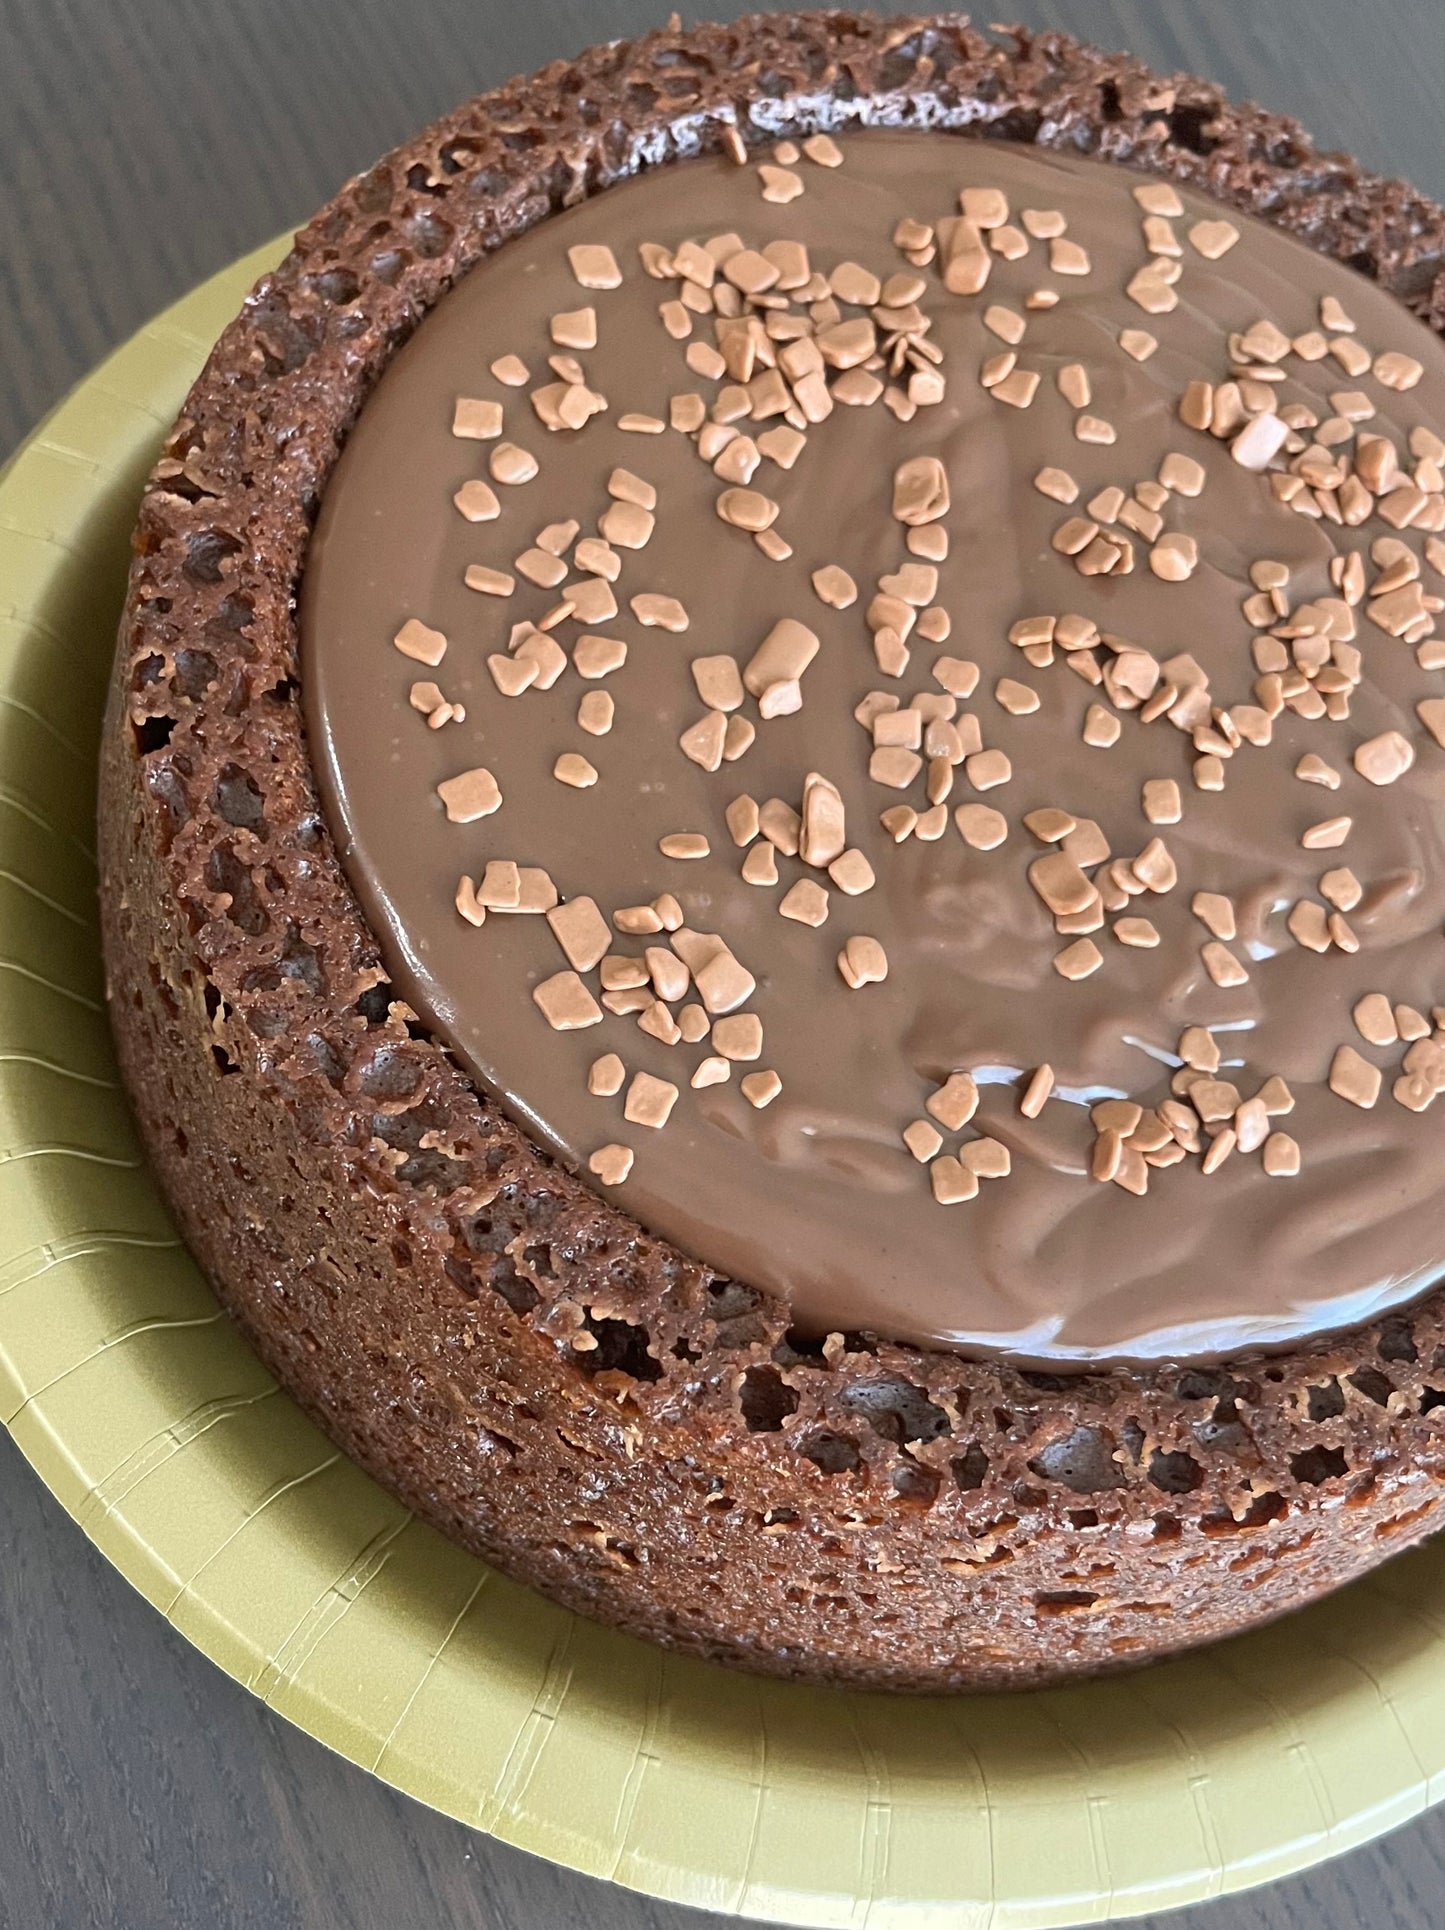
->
[{"left": 304, "top": 130, "right": 1445, "bottom": 1366}]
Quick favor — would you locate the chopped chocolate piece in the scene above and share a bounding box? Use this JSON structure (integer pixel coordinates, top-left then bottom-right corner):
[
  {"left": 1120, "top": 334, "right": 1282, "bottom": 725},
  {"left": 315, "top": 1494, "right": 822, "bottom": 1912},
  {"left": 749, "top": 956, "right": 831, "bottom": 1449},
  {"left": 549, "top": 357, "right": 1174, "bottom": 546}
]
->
[
  {"left": 534, "top": 970, "right": 604, "bottom": 1030},
  {"left": 1354, "top": 730, "right": 1414, "bottom": 785},
  {"left": 1329, "top": 1045, "right": 1382, "bottom": 1110},
  {"left": 436, "top": 767, "right": 502, "bottom": 823},
  {"left": 568, "top": 242, "right": 622, "bottom": 288}
]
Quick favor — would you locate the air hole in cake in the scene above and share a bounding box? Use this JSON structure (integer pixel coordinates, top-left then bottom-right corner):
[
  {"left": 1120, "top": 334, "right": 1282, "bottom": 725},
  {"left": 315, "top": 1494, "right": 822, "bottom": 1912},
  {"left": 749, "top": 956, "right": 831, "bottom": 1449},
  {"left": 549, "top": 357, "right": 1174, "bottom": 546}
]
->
[
  {"left": 436, "top": 137, "right": 480, "bottom": 176},
  {"left": 1193, "top": 1401, "right": 1251, "bottom": 1453},
  {"left": 748, "top": 68, "right": 790, "bottom": 101},
  {"left": 1202, "top": 1491, "right": 1287, "bottom": 1535},
  {"left": 578, "top": 1313, "right": 662, "bottom": 1382},
  {"left": 951, "top": 1443, "right": 990, "bottom": 1491},
  {"left": 1035, "top": 1589, "right": 1099, "bottom": 1613},
  {"left": 878, "top": 35, "right": 931, "bottom": 88},
  {"left": 841, "top": 1333, "right": 879, "bottom": 1358},
  {"left": 155, "top": 471, "right": 208, "bottom": 506},
  {"left": 203, "top": 590, "right": 254, "bottom": 643},
  {"left": 1029, "top": 1426, "right": 1127, "bottom": 1493},
  {"left": 739, "top": 1364, "right": 798, "bottom": 1431},
  {"left": 1376, "top": 1499, "right": 1439, "bottom": 1539},
  {"left": 309, "top": 267, "right": 362, "bottom": 306},
  {"left": 395, "top": 1144, "right": 469, "bottom": 1190},
  {"left": 986, "top": 105, "right": 1042, "bottom": 143},
  {"left": 706, "top": 1279, "right": 763, "bottom": 1323},
  {"left": 1019, "top": 1371, "right": 1073, "bottom": 1394},
  {"left": 251, "top": 293, "right": 320, "bottom": 374},
  {"left": 142, "top": 763, "right": 188, "bottom": 852},
  {"left": 1166, "top": 101, "right": 1220, "bottom": 153},
  {"left": 761, "top": 1507, "right": 800, "bottom": 1529},
  {"left": 308, "top": 1035, "right": 345, "bottom": 1086},
  {"left": 405, "top": 211, "right": 453, "bottom": 259},
  {"left": 1178, "top": 1370, "right": 1245, "bottom": 1405},
  {"left": 251, "top": 1007, "right": 297, "bottom": 1045},
  {"left": 132, "top": 714, "right": 175, "bottom": 756},
  {"left": 442, "top": 1253, "right": 480, "bottom": 1300},
  {"left": 798, "top": 1429, "right": 861, "bottom": 1474},
  {"left": 777, "top": 1327, "right": 829, "bottom": 1364},
  {"left": 1175, "top": 1373, "right": 1215, "bottom": 1403},
  {"left": 174, "top": 649, "right": 218, "bottom": 699},
  {"left": 1306, "top": 1378, "right": 1346, "bottom": 1422},
  {"left": 355, "top": 982, "right": 394, "bottom": 1025},
  {"left": 1147, "top": 1449, "right": 1204, "bottom": 1495},
  {"left": 464, "top": 166, "right": 509, "bottom": 201},
  {"left": 486, "top": 1255, "right": 540, "bottom": 1316},
  {"left": 1420, "top": 1387, "right": 1445, "bottom": 1413},
  {"left": 1377, "top": 1316, "right": 1420, "bottom": 1364},
  {"left": 1393, "top": 252, "right": 1444, "bottom": 301},
  {"left": 206, "top": 844, "right": 266, "bottom": 935},
  {"left": 840, "top": 1377, "right": 951, "bottom": 1445},
  {"left": 213, "top": 764, "right": 266, "bottom": 831},
  {"left": 355, "top": 1046, "right": 422, "bottom": 1103},
  {"left": 182, "top": 528, "right": 242, "bottom": 585},
  {"left": 353, "top": 165, "right": 391, "bottom": 215},
  {"left": 891, "top": 1461, "right": 940, "bottom": 1504},
  {"left": 1347, "top": 1368, "right": 1394, "bottom": 1407},
  {"left": 1290, "top": 1445, "right": 1348, "bottom": 1486}
]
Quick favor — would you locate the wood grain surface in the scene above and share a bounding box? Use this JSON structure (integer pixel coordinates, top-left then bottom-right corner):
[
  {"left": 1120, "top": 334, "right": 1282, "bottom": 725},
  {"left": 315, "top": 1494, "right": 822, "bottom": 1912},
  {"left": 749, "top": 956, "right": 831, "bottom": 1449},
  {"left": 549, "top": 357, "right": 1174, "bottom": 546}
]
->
[{"left": 3, "top": 3, "right": 1445, "bottom": 1925}]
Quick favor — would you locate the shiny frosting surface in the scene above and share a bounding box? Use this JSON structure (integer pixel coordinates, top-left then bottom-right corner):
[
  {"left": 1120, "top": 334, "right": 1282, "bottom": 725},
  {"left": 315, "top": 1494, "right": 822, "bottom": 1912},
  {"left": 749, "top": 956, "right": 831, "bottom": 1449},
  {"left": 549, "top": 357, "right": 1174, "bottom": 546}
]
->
[{"left": 303, "top": 132, "right": 1445, "bottom": 1364}]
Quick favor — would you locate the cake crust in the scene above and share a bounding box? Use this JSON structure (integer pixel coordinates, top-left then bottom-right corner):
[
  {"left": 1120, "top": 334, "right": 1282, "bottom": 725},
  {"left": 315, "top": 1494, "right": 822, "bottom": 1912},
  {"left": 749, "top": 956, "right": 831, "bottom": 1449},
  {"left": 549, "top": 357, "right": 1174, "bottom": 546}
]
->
[{"left": 101, "top": 9, "right": 1445, "bottom": 1692}]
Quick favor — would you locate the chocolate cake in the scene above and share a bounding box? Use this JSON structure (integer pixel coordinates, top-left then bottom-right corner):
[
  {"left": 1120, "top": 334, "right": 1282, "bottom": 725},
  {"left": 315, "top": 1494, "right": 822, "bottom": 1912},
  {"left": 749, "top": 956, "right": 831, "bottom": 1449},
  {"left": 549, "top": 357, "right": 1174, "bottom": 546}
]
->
[{"left": 100, "top": 11, "right": 1445, "bottom": 1692}]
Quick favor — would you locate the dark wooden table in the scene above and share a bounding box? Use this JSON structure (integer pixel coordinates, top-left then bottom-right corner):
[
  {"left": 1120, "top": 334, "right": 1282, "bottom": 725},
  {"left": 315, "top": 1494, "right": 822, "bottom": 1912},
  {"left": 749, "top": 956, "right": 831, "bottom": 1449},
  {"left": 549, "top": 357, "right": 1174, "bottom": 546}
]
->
[{"left": 4, "top": 3, "right": 1445, "bottom": 1925}]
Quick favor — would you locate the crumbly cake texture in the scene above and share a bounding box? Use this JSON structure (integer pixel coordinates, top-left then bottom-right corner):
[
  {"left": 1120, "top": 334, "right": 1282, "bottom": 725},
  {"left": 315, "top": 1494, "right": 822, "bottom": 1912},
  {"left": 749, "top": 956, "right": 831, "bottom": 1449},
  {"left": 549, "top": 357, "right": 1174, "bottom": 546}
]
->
[{"left": 101, "top": 11, "right": 1445, "bottom": 1692}]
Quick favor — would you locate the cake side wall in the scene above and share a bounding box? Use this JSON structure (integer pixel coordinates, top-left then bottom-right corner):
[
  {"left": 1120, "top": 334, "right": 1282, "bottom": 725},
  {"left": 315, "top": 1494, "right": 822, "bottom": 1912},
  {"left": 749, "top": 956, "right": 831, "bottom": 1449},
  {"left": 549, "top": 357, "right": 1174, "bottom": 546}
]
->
[
  {"left": 95, "top": 9, "right": 1445, "bottom": 1691},
  {"left": 99, "top": 657, "right": 1445, "bottom": 1692}
]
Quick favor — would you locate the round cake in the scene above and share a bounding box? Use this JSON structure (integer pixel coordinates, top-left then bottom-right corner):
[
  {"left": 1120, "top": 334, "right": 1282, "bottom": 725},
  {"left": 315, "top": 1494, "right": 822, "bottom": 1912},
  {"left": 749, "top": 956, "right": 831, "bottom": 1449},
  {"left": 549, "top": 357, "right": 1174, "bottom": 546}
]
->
[{"left": 101, "top": 11, "right": 1445, "bottom": 1692}]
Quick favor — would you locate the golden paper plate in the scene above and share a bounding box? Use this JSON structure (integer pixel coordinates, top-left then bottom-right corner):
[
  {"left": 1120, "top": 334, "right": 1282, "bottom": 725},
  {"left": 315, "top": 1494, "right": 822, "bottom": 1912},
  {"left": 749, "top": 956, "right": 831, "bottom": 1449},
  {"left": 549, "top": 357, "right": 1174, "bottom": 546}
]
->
[{"left": 3, "top": 240, "right": 1445, "bottom": 1928}]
